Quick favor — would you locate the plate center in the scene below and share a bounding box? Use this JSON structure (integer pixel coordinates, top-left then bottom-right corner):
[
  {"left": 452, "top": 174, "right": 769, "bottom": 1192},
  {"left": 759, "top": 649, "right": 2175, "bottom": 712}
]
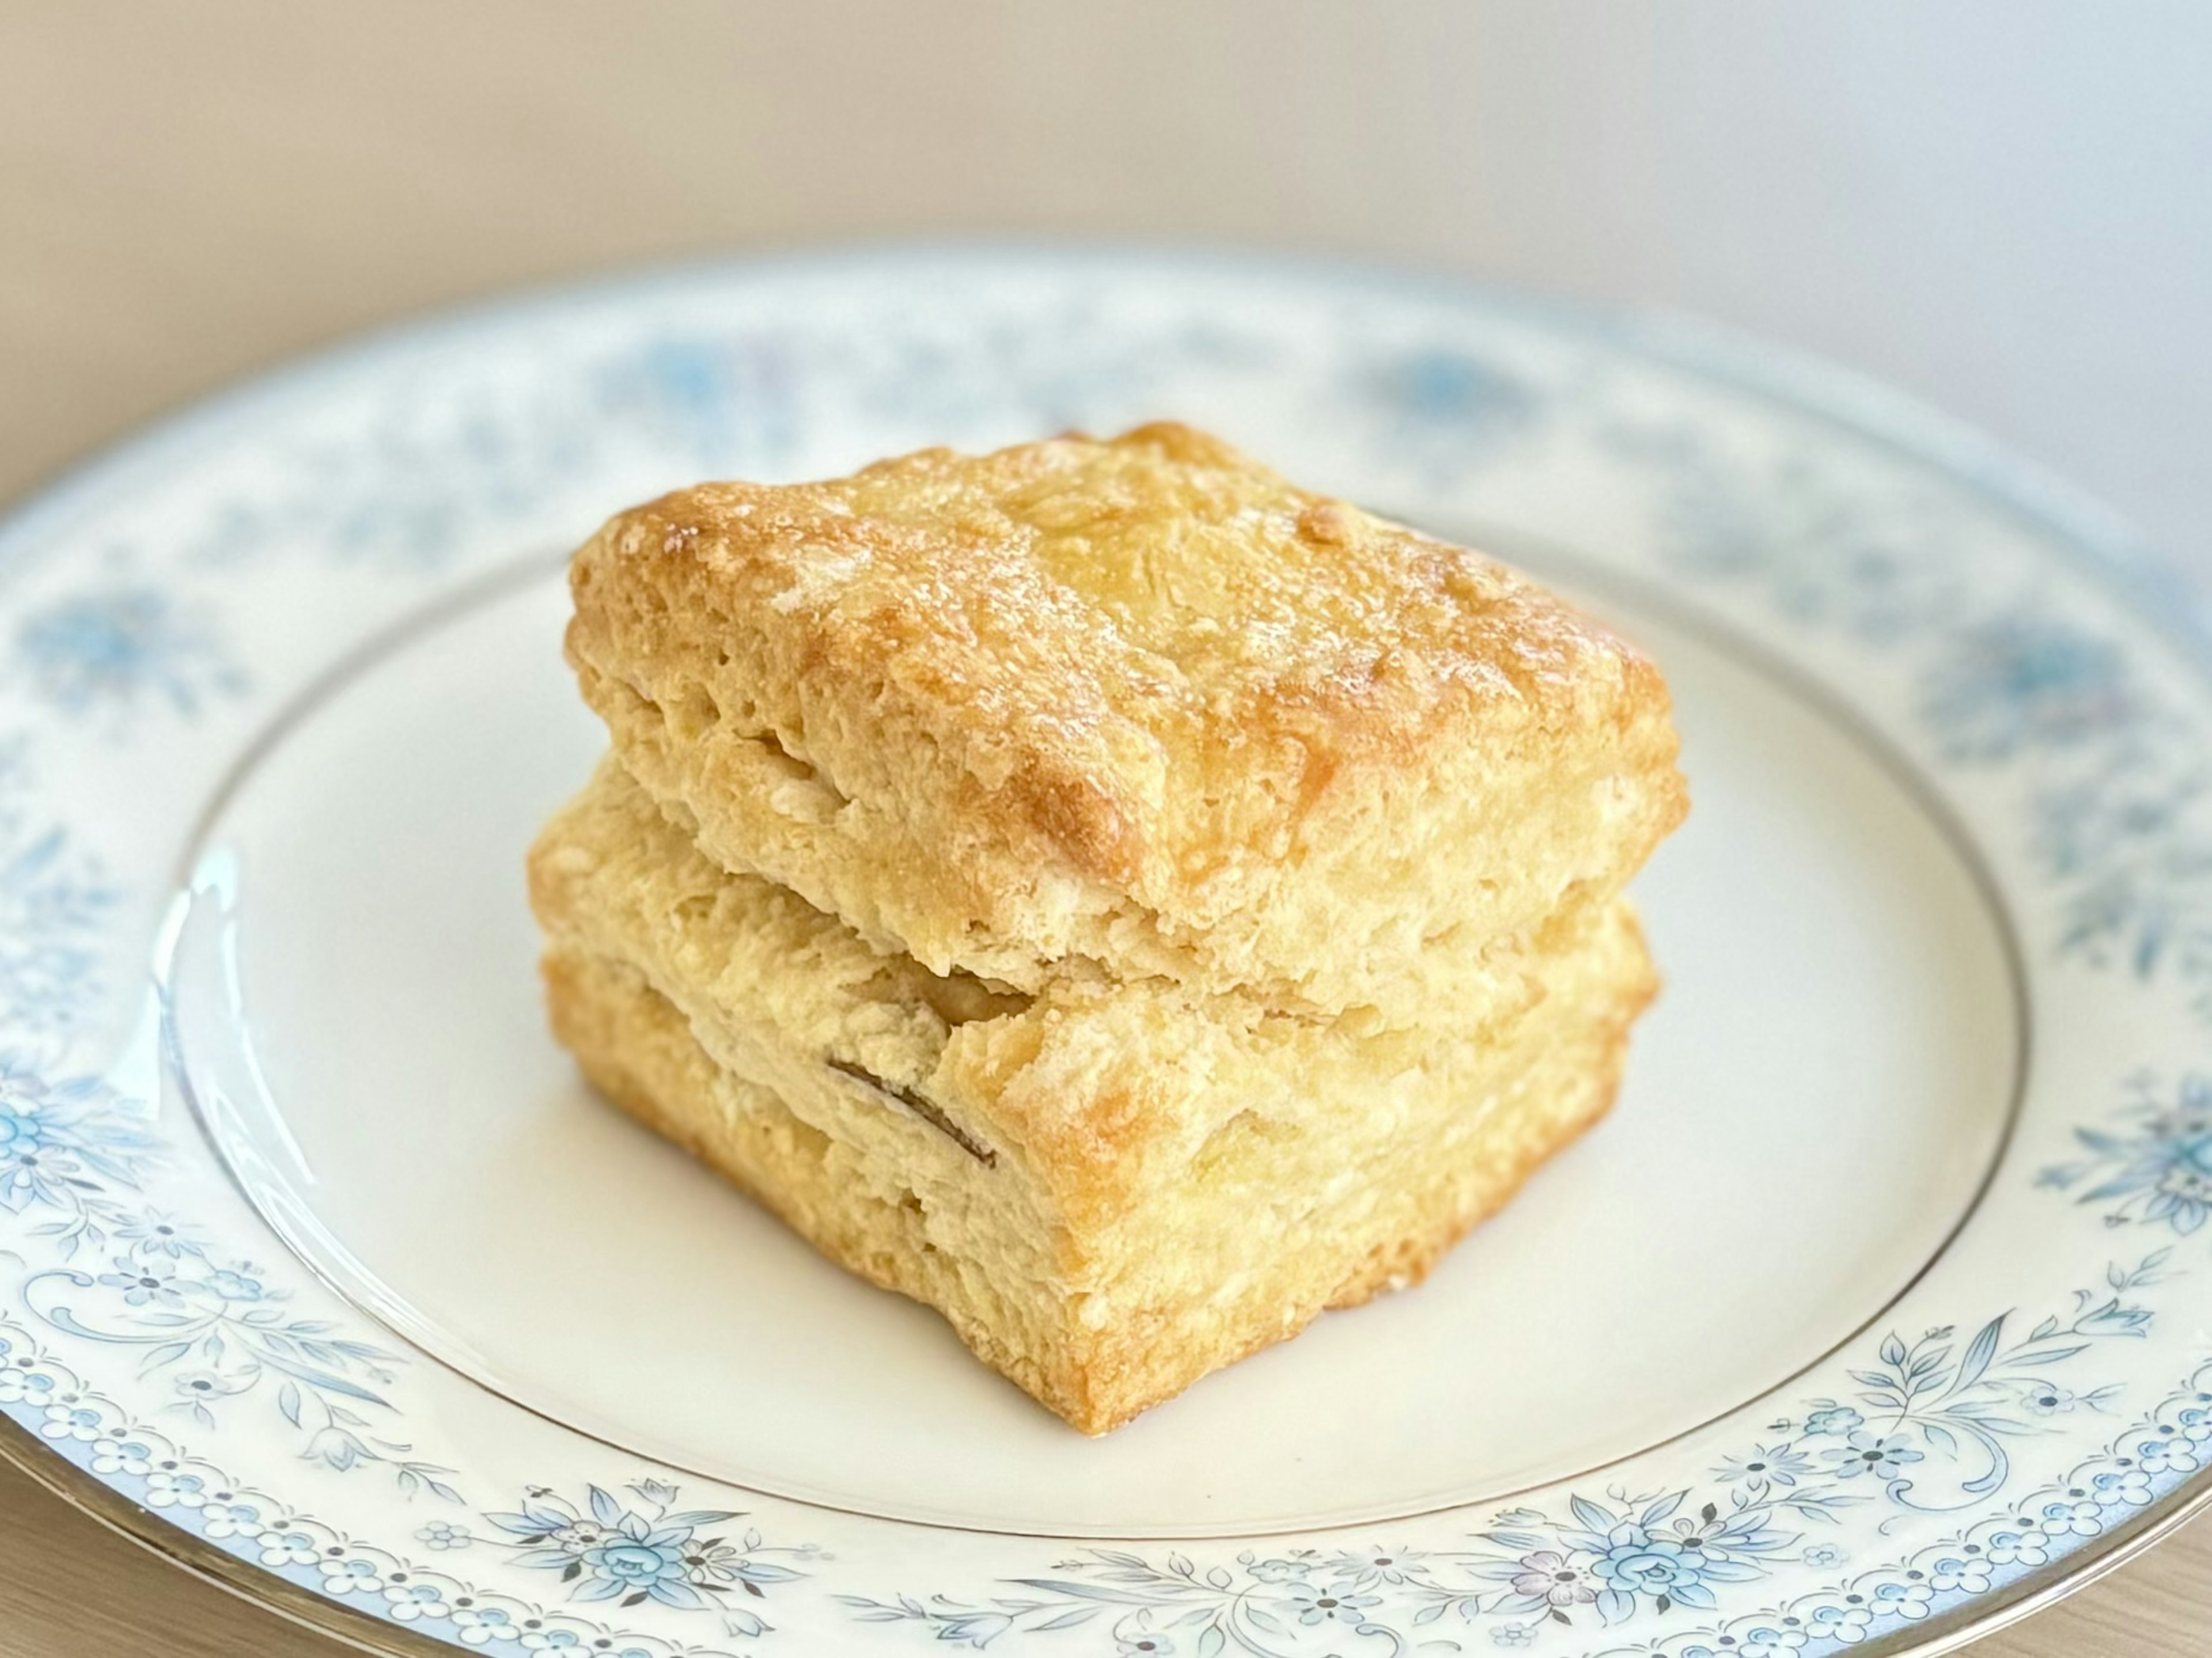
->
[{"left": 166, "top": 559, "right": 2020, "bottom": 1537}]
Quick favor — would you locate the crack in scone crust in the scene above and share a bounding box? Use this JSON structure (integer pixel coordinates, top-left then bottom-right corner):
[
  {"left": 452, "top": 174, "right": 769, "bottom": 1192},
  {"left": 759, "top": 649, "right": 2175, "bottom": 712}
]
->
[{"left": 825, "top": 1058, "right": 999, "bottom": 1168}]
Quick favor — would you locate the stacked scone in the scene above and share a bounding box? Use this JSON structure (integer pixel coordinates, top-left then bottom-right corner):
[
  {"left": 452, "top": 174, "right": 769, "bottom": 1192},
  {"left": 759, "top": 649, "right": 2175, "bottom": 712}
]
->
[{"left": 528, "top": 423, "right": 1685, "bottom": 1434}]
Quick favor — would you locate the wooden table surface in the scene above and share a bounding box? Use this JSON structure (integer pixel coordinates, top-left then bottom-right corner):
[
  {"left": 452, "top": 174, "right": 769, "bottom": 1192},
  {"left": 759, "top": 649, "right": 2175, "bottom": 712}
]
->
[{"left": 2, "top": 3, "right": 2207, "bottom": 1651}]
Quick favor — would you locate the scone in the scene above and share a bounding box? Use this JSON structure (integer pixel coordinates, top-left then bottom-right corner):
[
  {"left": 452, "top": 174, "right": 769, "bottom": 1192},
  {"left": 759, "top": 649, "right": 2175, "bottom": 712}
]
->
[{"left": 531, "top": 422, "right": 1686, "bottom": 1433}]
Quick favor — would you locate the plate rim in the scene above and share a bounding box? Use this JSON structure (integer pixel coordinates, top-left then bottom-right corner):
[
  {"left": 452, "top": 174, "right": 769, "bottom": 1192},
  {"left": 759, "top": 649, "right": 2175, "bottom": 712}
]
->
[
  {"left": 2, "top": 238, "right": 2208, "bottom": 1654},
  {"left": 10, "top": 1402, "right": 2207, "bottom": 1658}
]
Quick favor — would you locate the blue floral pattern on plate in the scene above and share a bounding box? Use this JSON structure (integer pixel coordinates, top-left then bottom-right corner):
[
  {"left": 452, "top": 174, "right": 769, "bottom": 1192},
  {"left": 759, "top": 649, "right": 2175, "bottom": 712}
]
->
[
  {"left": 2041, "top": 1074, "right": 2212, "bottom": 1237},
  {"left": 12, "top": 584, "right": 248, "bottom": 727},
  {"left": 0, "top": 251, "right": 2209, "bottom": 1657},
  {"left": 485, "top": 1481, "right": 817, "bottom": 1623},
  {"left": 833, "top": 1257, "right": 2183, "bottom": 1653},
  {"left": 0, "top": 746, "right": 112, "bottom": 1038}
]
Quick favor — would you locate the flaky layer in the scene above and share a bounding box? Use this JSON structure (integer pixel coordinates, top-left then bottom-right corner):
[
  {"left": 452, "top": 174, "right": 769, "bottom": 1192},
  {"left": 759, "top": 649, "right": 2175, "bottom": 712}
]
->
[
  {"left": 529, "top": 760, "right": 1660, "bottom": 1431},
  {"left": 546, "top": 938, "right": 1643, "bottom": 1433},
  {"left": 531, "top": 755, "right": 1638, "bottom": 1214},
  {"left": 567, "top": 422, "right": 1685, "bottom": 1019}
]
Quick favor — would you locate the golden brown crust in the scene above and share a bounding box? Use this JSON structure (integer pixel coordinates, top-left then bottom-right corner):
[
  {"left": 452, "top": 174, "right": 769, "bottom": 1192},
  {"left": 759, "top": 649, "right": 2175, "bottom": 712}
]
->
[{"left": 565, "top": 422, "right": 1686, "bottom": 1016}]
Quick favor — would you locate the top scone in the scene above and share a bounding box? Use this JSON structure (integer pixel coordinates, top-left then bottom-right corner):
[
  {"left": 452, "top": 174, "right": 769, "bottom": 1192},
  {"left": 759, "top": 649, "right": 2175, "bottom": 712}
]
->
[{"left": 567, "top": 422, "right": 1684, "bottom": 1020}]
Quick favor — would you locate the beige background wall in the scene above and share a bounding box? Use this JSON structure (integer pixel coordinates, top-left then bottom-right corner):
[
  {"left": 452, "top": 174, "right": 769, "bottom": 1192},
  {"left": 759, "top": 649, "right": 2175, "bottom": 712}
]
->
[
  {"left": 2, "top": 3, "right": 2207, "bottom": 1652},
  {"left": 9, "top": 2, "right": 2212, "bottom": 568}
]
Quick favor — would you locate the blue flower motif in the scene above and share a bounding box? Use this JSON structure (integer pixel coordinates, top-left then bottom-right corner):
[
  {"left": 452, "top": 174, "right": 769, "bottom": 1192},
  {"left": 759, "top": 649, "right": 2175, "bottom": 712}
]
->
[
  {"left": 2152, "top": 1157, "right": 2212, "bottom": 1230},
  {"left": 0, "top": 1102, "right": 55, "bottom": 1155},
  {"left": 1714, "top": 1443, "right": 1813, "bottom": 1487},
  {"left": 43, "top": 1399, "right": 104, "bottom": 1441},
  {"left": 89, "top": 1435, "right": 155, "bottom": 1476},
  {"left": 319, "top": 1555, "right": 384, "bottom": 1594},
  {"left": 1821, "top": 1431, "right": 1923, "bottom": 1481},
  {"left": 199, "top": 1500, "right": 261, "bottom": 1539},
  {"left": 1589, "top": 1526, "right": 1716, "bottom": 1608},
  {"left": 577, "top": 1533, "right": 694, "bottom": 1602},
  {"left": 14, "top": 586, "right": 246, "bottom": 721},
  {"left": 486, "top": 1481, "right": 804, "bottom": 1614},
  {"left": 1284, "top": 1585, "right": 1379, "bottom": 1625},
  {"left": 112, "top": 1210, "right": 204, "bottom": 1258},
  {"left": 144, "top": 1469, "right": 209, "bottom": 1508},
  {"left": 1506, "top": 1549, "right": 1597, "bottom": 1610},
  {"left": 173, "top": 1367, "right": 248, "bottom": 1406},
  {"left": 449, "top": 1604, "right": 517, "bottom": 1645},
  {"left": 1480, "top": 1493, "right": 1798, "bottom": 1626},
  {"left": 1370, "top": 350, "right": 1537, "bottom": 457},
  {"left": 384, "top": 1581, "right": 450, "bottom": 1621},
  {"left": 415, "top": 1520, "right": 472, "bottom": 1550},
  {"left": 1801, "top": 1406, "right": 1864, "bottom": 1437},
  {"left": 2134, "top": 1432, "right": 2200, "bottom": 1475},
  {"left": 2043, "top": 1075, "right": 2212, "bottom": 1235},
  {"left": 1245, "top": 1557, "right": 1312, "bottom": 1583},
  {"left": 1927, "top": 1554, "right": 1991, "bottom": 1593},
  {"left": 203, "top": 1266, "right": 271, "bottom": 1303},
  {"left": 0, "top": 1136, "right": 75, "bottom": 1213},
  {"left": 1117, "top": 1632, "right": 1176, "bottom": 1657},
  {"left": 0, "top": 1361, "right": 54, "bottom": 1414},
  {"left": 2036, "top": 1498, "right": 2104, "bottom": 1538},
  {"left": 0, "top": 741, "right": 114, "bottom": 1034},
  {"left": 1983, "top": 1528, "right": 2050, "bottom": 1565},
  {"left": 1802, "top": 1602, "right": 1873, "bottom": 1642},
  {"left": 2028, "top": 758, "right": 2212, "bottom": 996},
  {"left": 0, "top": 1057, "right": 158, "bottom": 1224},
  {"left": 1919, "top": 617, "right": 2137, "bottom": 763},
  {"left": 1328, "top": 1545, "right": 1426, "bottom": 1585},
  {"left": 1488, "top": 1625, "right": 1536, "bottom": 1649},
  {"left": 596, "top": 336, "right": 794, "bottom": 473},
  {"left": 1869, "top": 1579, "right": 1934, "bottom": 1619},
  {"left": 95, "top": 1254, "right": 181, "bottom": 1308},
  {"left": 1615, "top": 434, "right": 1961, "bottom": 639},
  {"left": 1800, "top": 1543, "right": 1849, "bottom": 1570},
  {"left": 1733, "top": 1627, "right": 1809, "bottom": 1657},
  {"left": 256, "top": 1528, "right": 322, "bottom": 1567}
]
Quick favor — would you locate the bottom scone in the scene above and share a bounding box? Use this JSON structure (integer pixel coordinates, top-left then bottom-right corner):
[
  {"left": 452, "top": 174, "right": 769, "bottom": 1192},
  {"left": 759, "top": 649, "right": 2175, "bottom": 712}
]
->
[{"left": 530, "top": 761, "right": 1658, "bottom": 1433}]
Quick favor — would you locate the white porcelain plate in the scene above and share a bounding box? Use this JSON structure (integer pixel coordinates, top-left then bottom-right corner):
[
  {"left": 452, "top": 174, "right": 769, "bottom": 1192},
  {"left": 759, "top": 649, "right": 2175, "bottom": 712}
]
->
[{"left": 5, "top": 249, "right": 2211, "bottom": 1658}]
